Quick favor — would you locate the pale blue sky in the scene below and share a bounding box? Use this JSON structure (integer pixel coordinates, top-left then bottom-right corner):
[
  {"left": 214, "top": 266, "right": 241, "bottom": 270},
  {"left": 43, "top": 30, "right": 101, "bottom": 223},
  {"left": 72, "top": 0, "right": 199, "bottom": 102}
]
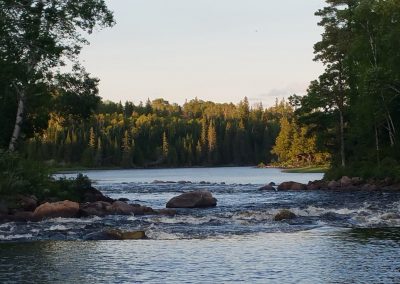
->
[{"left": 80, "top": 0, "right": 326, "bottom": 107}]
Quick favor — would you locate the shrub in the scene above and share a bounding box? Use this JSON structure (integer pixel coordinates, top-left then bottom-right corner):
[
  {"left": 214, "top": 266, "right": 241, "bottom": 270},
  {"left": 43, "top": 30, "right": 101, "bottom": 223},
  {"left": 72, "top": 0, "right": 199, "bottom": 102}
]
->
[{"left": 0, "top": 149, "right": 92, "bottom": 202}]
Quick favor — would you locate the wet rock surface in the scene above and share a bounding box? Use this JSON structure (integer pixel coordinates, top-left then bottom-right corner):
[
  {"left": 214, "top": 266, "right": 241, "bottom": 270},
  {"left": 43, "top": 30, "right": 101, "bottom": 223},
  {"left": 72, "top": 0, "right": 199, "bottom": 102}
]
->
[{"left": 166, "top": 190, "right": 217, "bottom": 208}]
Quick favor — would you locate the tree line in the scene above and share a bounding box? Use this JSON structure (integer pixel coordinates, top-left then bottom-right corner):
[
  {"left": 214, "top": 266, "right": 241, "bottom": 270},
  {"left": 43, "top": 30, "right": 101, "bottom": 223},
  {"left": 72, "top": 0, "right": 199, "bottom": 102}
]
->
[
  {"left": 24, "top": 97, "right": 294, "bottom": 168},
  {"left": 292, "top": 0, "right": 400, "bottom": 178}
]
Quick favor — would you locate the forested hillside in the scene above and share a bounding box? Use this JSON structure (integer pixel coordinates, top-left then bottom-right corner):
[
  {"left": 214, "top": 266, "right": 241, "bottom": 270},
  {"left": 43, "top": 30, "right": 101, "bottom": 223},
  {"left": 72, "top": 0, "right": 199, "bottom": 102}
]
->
[{"left": 23, "top": 98, "right": 286, "bottom": 168}]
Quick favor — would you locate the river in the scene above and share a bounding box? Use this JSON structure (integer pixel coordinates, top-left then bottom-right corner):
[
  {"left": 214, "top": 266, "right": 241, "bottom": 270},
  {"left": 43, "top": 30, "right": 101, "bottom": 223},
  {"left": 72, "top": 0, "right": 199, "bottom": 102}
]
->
[{"left": 0, "top": 167, "right": 399, "bottom": 283}]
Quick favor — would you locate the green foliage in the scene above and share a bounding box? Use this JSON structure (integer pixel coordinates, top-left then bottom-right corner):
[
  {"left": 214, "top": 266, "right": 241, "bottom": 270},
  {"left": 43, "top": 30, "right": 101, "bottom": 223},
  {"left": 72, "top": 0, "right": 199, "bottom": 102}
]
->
[
  {"left": 296, "top": 0, "right": 400, "bottom": 179},
  {"left": 23, "top": 97, "right": 286, "bottom": 168},
  {"left": 0, "top": 150, "right": 50, "bottom": 198},
  {"left": 0, "top": 0, "right": 114, "bottom": 150},
  {"left": 0, "top": 149, "right": 92, "bottom": 202}
]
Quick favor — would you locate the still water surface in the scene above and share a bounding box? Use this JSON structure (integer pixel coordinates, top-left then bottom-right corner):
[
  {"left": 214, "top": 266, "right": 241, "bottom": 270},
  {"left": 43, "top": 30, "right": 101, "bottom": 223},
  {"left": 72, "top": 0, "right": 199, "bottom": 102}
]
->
[{"left": 1, "top": 167, "right": 399, "bottom": 283}]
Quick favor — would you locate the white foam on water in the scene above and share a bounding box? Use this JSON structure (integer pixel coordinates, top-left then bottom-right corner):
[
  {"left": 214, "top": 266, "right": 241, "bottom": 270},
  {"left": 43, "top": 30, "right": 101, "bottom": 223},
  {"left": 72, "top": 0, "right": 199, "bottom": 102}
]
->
[
  {"left": 145, "top": 229, "right": 184, "bottom": 240},
  {"left": 48, "top": 225, "right": 69, "bottom": 231},
  {"left": 148, "top": 215, "right": 219, "bottom": 225},
  {"left": 0, "top": 233, "right": 33, "bottom": 241}
]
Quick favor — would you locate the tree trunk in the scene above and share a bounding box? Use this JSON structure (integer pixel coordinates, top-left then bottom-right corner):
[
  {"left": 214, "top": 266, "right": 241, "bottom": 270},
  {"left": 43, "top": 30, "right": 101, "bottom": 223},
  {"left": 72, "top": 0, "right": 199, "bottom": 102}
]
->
[
  {"left": 339, "top": 110, "right": 346, "bottom": 168},
  {"left": 375, "top": 121, "right": 380, "bottom": 167},
  {"left": 8, "top": 87, "right": 25, "bottom": 152}
]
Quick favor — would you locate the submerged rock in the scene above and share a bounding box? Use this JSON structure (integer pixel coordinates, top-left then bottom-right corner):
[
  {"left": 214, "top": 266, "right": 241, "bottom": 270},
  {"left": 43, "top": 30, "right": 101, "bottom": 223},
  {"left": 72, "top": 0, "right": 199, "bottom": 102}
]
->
[
  {"left": 155, "top": 208, "right": 177, "bottom": 216},
  {"left": 85, "top": 229, "right": 147, "bottom": 240},
  {"left": 258, "top": 184, "right": 275, "bottom": 191},
  {"left": 104, "top": 229, "right": 147, "bottom": 240},
  {"left": 33, "top": 200, "right": 80, "bottom": 220},
  {"left": 277, "top": 182, "right": 307, "bottom": 191},
  {"left": 166, "top": 190, "right": 217, "bottom": 208},
  {"left": 274, "top": 209, "right": 296, "bottom": 221}
]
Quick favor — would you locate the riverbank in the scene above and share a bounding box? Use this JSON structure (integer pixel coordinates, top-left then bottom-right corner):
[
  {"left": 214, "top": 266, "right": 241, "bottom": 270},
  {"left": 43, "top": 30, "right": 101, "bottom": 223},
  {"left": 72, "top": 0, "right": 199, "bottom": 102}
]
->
[{"left": 281, "top": 166, "right": 328, "bottom": 173}]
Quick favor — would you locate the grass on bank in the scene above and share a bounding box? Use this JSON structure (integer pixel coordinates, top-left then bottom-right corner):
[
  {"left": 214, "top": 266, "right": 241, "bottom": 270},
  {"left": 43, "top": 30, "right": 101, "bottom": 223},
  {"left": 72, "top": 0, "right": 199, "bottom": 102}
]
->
[{"left": 281, "top": 166, "right": 329, "bottom": 173}]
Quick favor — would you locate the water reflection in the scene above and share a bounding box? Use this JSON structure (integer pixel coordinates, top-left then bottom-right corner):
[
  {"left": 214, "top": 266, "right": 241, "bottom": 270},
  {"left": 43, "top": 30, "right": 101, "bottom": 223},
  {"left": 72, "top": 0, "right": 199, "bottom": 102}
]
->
[{"left": 1, "top": 230, "right": 400, "bottom": 283}]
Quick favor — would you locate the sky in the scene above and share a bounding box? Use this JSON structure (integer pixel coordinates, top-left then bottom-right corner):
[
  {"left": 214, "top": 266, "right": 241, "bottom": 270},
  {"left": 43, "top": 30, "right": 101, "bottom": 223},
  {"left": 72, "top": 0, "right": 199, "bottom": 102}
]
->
[{"left": 80, "top": 0, "right": 326, "bottom": 108}]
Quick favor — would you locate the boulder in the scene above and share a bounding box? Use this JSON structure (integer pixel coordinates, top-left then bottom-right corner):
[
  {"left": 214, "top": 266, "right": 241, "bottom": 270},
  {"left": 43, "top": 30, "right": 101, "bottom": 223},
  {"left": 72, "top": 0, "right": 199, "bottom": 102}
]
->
[
  {"left": 17, "top": 195, "right": 38, "bottom": 211},
  {"left": 166, "top": 190, "right": 217, "bottom": 208},
  {"left": 328, "top": 180, "right": 340, "bottom": 189},
  {"left": 104, "top": 229, "right": 146, "bottom": 240},
  {"left": 33, "top": 200, "right": 79, "bottom": 220},
  {"left": 118, "top": 198, "right": 130, "bottom": 202},
  {"left": 83, "top": 187, "right": 114, "bottom": 203},
  {"left": 258, "top": 184, "right": 275, "bottom": 191},
  {"left": 106, "top": 201, "right": 135, "bottom": 215},
  {"left": 132, "top": 205, "right": 156, "bottom": 216},
  {"left": 269, "top": 182, "right": 276, "bottom": 186},
  {"left": 340, "top": 176, "right": 352, "bottom": 187},
  {"left": 274, "top": 209, "right": 296, "bottom": 221},
  {"left": 351, "top": 177, "right": 363, "bottom": 185},
  {"left": 79, "top": 201, "right": 111, "bottom": 217},
  {"left": 307, "top": 180, "right": 327, "bottom": 190},
  {"left": 277, "top": 182, "right": 307, "bottom": 191}
]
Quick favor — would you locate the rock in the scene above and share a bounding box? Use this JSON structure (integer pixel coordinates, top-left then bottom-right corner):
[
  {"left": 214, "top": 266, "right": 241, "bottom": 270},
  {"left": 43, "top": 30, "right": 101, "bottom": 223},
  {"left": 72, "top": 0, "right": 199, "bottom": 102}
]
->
[
  {"left": 307, "top": 180, "right": 327, "bottom": 190},
  {"left": 269, "top": 182, "right": 276, "bottom": 186},
  {"left": 277, "top": 182, "right": 307, "bottom": 191},
  {"left": 340, "top": 176, "right": 352, "bottom": 187},
  {"left": 166, "top": 190, "right": 217, "bottom": 208},
  {"left": 17, "top": 195, "right": 38, "bottom": 211},
  {"left": 132, "top": 205, "right": 155, "bottom": 216},
  {"left": 33, "top": 200, "right": 80, "bottom": 220},
  {"left": 177, "top": 180, "right": 192, "bottom": 184},
  {"left": 0, "top": 201, "right": 8, "bottom": 215},
  {"left": 83, "top": 187, "right": 114, "bottom": 203},
  {"left": 351, "top": 177, "right": 363, "bottom": 185},
  {"left": 258, "top": 184, "right": 275, "bottom": 191},
  {"left": 361, "top": 184, "right": 378, "bottom": 191},
  {"left": 155, "top": 208, "right": 177, "bottom": 216},
  {"left": 328, "top": 180, "right": 340, "bottom": 189},
  {"left": 274, "top": 209, "right": 296, "bottom": 221},
  {"left": 79, "top": 201, "right": 111, "bottom": 217},
  {"left": 118, "top": 198, "right": 130, "bottom": 202},
  {"left": 12, "top": 211, "right": 35, "bottom": 222},
  {"left": 104, "top": 229, "right": 146, "bottom": 240},
  {"left": 106, "top": 201, "right": 135, "bottom": 215}
]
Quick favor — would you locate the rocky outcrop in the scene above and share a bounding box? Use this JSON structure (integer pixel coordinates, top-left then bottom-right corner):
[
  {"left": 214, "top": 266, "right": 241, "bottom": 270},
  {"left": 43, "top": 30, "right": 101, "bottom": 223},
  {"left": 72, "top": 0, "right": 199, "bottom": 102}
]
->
[
  {"left": 166, "top": 190, "right": 217, "bottom": 208},
  {"left": 274, "top": 209, "right": 296, "bottom": 221},
  {"left": 278, "top": 182, "right": 307, "bottom": 191},
  {"left": 33, "top": 200, "right": 80, "bottom": 220}
]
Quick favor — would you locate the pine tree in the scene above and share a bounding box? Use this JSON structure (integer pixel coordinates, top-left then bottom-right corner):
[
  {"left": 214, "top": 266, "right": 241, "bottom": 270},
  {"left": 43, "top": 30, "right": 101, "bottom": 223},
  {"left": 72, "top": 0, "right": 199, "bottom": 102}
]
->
[{"left": 162, "top": 131, "right": 169, "bottom": 160}]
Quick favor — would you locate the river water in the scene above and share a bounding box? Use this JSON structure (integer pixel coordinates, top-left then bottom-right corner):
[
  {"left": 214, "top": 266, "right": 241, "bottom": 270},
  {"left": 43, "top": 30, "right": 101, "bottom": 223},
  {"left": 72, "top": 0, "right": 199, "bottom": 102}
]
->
[{"left": 1, "top": 167, "right": 400, "bottom": 283}]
